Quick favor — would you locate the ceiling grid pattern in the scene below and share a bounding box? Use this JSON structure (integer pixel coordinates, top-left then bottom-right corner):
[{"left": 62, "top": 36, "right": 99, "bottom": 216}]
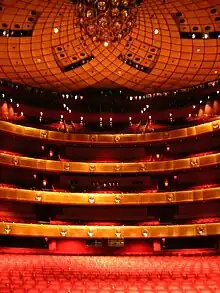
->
[{"left": 0, "top": 0, "right": 219, "bottom": 92}]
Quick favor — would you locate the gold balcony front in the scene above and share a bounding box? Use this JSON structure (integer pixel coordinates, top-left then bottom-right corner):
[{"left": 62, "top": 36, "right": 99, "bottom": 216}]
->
[
  {"left": 0, "top": 222, "right": 220, "bottom": 238},
  {"left": 0, "top": 186, "right": 219, "bottom": 205},
  {"left": 0, "top": 152, "right": 219, "bottom": 173},
  {"left": 0, "top": 119, "right": 219, "bottom": 144}
]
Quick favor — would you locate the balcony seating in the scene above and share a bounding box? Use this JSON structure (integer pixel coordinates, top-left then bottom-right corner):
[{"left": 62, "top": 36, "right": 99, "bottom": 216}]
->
[
  {"left": 0, "top": 217, "right": 37, "bottom": 223},
  {"left": 189, "top": 151, "right": 217, "bottom": 158},
  {"left": 0, "top": 255, "right": 220, "bottom": 292},
  {"left": 186, "top": 218, "right": 220, "bottom": 224}
]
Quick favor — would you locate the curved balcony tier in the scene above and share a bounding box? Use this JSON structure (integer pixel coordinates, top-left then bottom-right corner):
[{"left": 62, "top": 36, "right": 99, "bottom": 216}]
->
[
  {"left": 0, "top": 222, "right": 220, "bottom": 238},
  {"left": 0, "top": 186, "right": 220, "bottom": 206},
  {"left": 0, "top": 152, "right": 220, "bottom": 174},
  {"left": 0, "top": 119, "right": 219, "bottom": 145}
]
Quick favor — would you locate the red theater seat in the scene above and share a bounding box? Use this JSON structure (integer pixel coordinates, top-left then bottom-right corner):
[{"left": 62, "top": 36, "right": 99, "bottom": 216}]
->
[{"left": 0, "top": 255, "right": 219, "bottom": 293}]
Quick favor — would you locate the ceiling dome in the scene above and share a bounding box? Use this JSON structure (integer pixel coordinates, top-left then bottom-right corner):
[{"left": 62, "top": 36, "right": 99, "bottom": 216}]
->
[{"left": 0, "top": 0, "right": 219, "bottom": 92}]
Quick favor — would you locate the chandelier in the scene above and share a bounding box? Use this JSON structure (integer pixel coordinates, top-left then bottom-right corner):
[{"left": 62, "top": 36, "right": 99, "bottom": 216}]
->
[{"left": 76, "top": 0, "right": 141, "bottom": 46}]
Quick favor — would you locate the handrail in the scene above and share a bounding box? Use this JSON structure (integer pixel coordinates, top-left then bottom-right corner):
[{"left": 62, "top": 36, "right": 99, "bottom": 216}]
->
[
  {"left": 0, "top": 119, "right": 219, "bottom": 144},
  {"left": 0, "top": 152, "right": 219, "bottom": 173},
  {"left": 0, "top": 186, "right": 219, "bottom": 205}
]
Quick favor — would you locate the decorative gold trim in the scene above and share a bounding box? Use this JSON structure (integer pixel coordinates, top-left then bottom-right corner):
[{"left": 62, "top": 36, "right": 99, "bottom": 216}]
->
[
  {"left": 89, "top": 163, "right": 96, "bottom": 172},
  {"left": 115, "top": 228, "right": 122, "bottom": 238},
  {"left": 64, "top": 163, "right": 70, "bottom": 171},
  {"left": 163, "top": 132, "right": 169, "bottom": 138},
  {"left": 190, "top": 158, "right": 199, "bottom": 167},
  {"left": 114, "top": 164, "right": 121, "bottom": 171},
  {"left": 115, "top": 195, "right": 121, "bottom": 204},
  {"left": 4, "top": 225, "right": 11, "bottom": 234},
  {"left": 212, "top": 122, "right": 219, "bottom": 130},
  {"left": 90, "top": 135, "right": 96, "bottom": 142},
  {"left": 0, "top": 120, "right": 219, "bottom": 145},
  {"left": 60, "top": 229, "right": 68, "bottom": 237},
  {"left": 0, "top": 186, "right": 220, "bottom": 206},
  {"left": 196, "top": 225, "right": 206, "bottom": 235},
  {"left": 12, "top": 157, "right": 19, "bottom": 165},
  {"left": 35, "top": 192, "right": 42, "bottom": 202},
  {"left": 0, "top": 152, "right": 219, "bottom": 174},
  {"left": 0, "top": 223, "right": 219, "bottom": 238},
  {"left": 139, "top": 163, "right": 147, "bottom": 171},
  {"left": 142, "top": 229, "right": 149, "bottom": 237},
  {"left": 87, "top": 228, "right": 94, "bottom": 237},
  {"left": 40, "top": 130, "right": 48, "bottom": 139},
  {"left": 167, "top": 193, "right": 174, "bottom": 202},
  {"left": 88, "top": 196, "right": 95, "bottom": 204},
  {"left": 115, "top": 135, "right": 121, "bottom": 143}
]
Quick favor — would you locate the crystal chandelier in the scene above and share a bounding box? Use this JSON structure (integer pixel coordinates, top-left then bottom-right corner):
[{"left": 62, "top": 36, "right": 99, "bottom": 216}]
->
[{"left": 76, "top": 0, "right": 142, "bottom": 46}]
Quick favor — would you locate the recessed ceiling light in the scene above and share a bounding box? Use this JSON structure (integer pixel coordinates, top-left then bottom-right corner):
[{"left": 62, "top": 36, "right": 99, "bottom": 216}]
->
[
  {"left": 103, "top": 41, "right": 109, "bottom": 47},
  {"left": 197, "top": 49, "right": 200, "bottom": 52},
  {"left": 154, "top": 29, "right": 159, "bottom": 35},
  {"left": 214, "top": 71, "right": 218, "bottom": 74},
  {"left": 53, "top": 28, "right": 59, "bottom": 34}
]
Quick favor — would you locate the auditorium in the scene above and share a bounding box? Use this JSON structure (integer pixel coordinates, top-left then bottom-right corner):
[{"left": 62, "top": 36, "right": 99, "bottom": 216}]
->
[{"left": 0, "top": 0, "right": 220, "bottom": 292}]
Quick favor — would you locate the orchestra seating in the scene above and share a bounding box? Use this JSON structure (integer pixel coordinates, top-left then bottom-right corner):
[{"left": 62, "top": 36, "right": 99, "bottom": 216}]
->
[{"left": 0, "top": 255, "right": 220, "bottom": 293}]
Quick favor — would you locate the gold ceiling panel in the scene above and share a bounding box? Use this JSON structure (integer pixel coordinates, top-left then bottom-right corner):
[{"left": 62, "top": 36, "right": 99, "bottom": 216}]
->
[
  {"left": 0, "top": 0, "right": 219, "bottom": 92},
  {"left": 0, "top": 186, "right": 220, "bottom": 205},
  {"left": 0, "top": 119, "right": 219, "bottom": 144},
  {"left": 1, "top": 222, "right": 220, "bottom": 238},
  {"left": 0, "top": 152, "right": 220, "bottom": 173}
]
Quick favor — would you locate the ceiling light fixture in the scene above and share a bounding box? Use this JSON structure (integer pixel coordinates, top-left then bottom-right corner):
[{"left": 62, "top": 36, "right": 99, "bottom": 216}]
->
[
  {"left": 75, "top": 0, "right": 142, "bottom": 46},
  {"left": 53, "top": 28, "right": 59, "bottom": 34}
]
